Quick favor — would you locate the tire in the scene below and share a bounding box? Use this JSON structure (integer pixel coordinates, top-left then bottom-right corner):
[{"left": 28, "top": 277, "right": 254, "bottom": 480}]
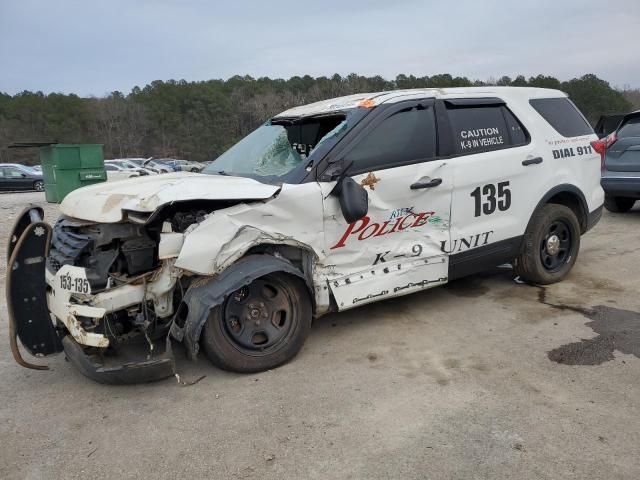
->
[
  {"left": 33, "top": 180, "right": 44, "bottom": 192},
  {"left": 513, "top": 204, "right": 581, "bottom": 285},
  {"left": 201, "top": 272, "right": 312, "bottom": 373},
  {"left": 190, "top": 168, "right": 199, "bottom": 173},
  {"left": 604, "top": 195, "right": 635, "bottom": 213}
]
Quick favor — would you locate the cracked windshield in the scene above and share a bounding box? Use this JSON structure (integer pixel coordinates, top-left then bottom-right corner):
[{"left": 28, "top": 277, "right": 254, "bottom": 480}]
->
[{"left": 204, "top": 116, "right": 347, "bottom": 177}]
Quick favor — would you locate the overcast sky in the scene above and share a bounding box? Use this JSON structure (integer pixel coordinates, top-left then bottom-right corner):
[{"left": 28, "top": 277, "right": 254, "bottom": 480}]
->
[{"left": 1, "top": 0, "right": 638, "bottom": 97}]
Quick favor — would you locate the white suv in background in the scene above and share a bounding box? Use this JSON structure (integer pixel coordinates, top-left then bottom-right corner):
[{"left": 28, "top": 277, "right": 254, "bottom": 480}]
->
[
  {"left": 8, "top": 87, "right": 603, "bottom": 383},
  {"left": 103, "top": 162, "right": 142, "bottom": 181},
  {"left": 104, "top": 159, "right": 155, "bottom": 176}
]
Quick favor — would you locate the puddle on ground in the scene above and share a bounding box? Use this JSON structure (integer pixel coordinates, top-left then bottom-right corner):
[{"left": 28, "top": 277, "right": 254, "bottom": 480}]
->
[
  {"left": 539, "top": 288, "right": 640, "bottom": 365},
  {"left": 440, "top": 272, "right": 638, "bottom": 366}
]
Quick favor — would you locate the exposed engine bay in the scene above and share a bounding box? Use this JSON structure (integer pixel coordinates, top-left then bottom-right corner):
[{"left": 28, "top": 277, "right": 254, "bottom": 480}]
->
[
  {"left": 48, "top": 218, "right": 159, "bottom": 290},
  {"left": 44, "top": 204, "right": 228, "bottom": 348}
]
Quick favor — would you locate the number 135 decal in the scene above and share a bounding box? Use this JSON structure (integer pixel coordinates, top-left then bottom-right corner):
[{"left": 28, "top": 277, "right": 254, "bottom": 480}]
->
[{"left": 470, "top": 181, "right": 511, "bottom": 217}]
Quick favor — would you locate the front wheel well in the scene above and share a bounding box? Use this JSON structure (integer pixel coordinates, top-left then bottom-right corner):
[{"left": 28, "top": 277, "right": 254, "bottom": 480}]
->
[
  {"left": 243, "top": 244, "right": 317, "bottom": 310},
  {"left": 245, "top": 244, "right": 316, "bottom": 279}
]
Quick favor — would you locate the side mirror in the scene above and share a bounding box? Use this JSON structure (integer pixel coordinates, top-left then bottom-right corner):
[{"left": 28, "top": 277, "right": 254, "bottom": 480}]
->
[
  {"left": 21, "top": 173, "right": 27, "bottom": 177},
  {"left": 333, "top": 176, "right": 368, "bottom": 223}
]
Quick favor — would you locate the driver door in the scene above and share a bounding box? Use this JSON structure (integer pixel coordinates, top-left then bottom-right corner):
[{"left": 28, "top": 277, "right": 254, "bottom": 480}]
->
[{"left": 320, "top": 100, "right": 453, "bottom": 310}]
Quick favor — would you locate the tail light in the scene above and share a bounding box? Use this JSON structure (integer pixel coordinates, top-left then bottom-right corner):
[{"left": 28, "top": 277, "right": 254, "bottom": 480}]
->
[{"left": 591, "top": 132, "right": 617, "bottom": 170}]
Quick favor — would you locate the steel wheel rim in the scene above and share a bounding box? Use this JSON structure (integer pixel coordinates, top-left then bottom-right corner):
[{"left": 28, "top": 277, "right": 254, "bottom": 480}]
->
[
  {"left": 540, "top": 219, "right": 572, "bottom": 272},
  {"left": 34, "top": 181, "right": 44, "bottom": 192},
  {"left": 221, "top": 276, "right": 296, "bottom": 355}
]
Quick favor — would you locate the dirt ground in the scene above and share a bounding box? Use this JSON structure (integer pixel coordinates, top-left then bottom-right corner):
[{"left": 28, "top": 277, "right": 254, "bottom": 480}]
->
[{"left": 1, "top": 191, "right": 639, "bottom": 480}]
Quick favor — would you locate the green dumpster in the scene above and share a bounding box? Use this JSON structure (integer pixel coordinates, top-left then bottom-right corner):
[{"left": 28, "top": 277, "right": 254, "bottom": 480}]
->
[{"left": 40, "top": 144, "right": 107, "bottom": 203}]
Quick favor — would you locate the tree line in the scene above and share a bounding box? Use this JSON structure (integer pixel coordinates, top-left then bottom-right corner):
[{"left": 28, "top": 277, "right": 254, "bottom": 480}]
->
[{"left": 1, "top": 73, "right": 637, "bottom": 164}]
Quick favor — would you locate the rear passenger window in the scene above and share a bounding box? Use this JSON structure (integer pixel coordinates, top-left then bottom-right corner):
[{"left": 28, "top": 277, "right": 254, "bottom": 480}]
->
[
  {"left": 447, "top": 105, "right": 528, "bottom": 155},
  {"left": 345, "top": 105, "right": 436, "bottom": 172},
  {"left": 529, "top": 97, "right": 593, "bottom": 137}
]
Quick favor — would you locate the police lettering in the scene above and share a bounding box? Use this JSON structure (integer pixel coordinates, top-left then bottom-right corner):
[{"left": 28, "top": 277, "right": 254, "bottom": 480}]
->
[{"left": 330, "top": 211, "right": 435, "bottom": 249}]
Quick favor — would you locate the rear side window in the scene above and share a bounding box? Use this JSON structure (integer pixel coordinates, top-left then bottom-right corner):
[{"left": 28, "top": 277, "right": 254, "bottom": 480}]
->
[
  {"left": 529, "top": 97, "right": 593, "bottom": 137},
  {"left": 617, "top": 115, "right": 640, "bottom": 138},
  {"left": 447, "top": 105, "right": 528, "bottom": 155},
  {"left": 344, "top": 105, "right": 437, "bottom": 172}
]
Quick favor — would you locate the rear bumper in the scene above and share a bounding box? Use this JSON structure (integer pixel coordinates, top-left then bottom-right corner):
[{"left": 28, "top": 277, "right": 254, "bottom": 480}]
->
[{"left": 601, "top": 176, "right": 640, "bottom": 198}]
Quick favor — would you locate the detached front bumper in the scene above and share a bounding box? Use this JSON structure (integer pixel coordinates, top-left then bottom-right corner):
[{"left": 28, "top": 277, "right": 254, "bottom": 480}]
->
[{"left": 61, "top": 335, "right": 175, "bottom": 385}]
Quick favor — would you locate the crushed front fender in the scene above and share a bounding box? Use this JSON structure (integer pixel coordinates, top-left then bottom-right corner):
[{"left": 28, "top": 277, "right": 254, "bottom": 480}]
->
[{"left": 171, "top": 254, "right": 307, "bottom": 359}]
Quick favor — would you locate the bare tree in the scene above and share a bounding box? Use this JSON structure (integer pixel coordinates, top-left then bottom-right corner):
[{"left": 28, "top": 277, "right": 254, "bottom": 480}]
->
[{"left": 90, "top": 93, "right": 149, "bottom": 158}]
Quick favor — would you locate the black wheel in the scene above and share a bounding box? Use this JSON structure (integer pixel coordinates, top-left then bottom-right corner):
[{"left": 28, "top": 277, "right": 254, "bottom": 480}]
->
[
  {"left": 514, "top": 204, "right": 581, "bottom": 285},
  {"left": 190, "top": 168, "right": 199, "bottom": 173},
  {"left": 33, "top": 180, "right": 44, "bottom": 192},
  {"left": 201, "top": 272, "right": 312, "bottom": 373},
  {"left": 604, "top": 195, "right": 635, "bottom": 213}
]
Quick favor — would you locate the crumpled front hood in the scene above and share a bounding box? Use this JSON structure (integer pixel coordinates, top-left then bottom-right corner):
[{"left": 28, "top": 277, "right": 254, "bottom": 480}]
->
[{"left": 60, "top": 172, "right": 281, "bottom": 222}]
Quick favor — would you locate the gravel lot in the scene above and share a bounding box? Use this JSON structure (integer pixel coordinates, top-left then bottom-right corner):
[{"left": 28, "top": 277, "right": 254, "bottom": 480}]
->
[{"left": 1, "top": 191, "right": 639, "bottom": 479}]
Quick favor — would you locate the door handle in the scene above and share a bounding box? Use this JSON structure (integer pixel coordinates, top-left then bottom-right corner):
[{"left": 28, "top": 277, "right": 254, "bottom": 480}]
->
[
  {"left": 522, "top": 157, "right": 543, "bottom": 166},
  {"left": 410, "top": 177, "right": 442, "bottom": 189}
]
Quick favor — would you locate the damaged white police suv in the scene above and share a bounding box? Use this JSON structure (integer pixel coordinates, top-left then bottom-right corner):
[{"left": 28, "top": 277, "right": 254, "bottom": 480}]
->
[{"left": 6, "top": 87, "right": 603, "bottom": 383}]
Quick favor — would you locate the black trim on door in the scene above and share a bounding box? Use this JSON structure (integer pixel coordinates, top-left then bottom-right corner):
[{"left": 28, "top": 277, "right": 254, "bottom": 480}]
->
[
  {"left": 448, "top": 236, "right": 523, "bottom": 280},
  {"left": 434, "top": 100, "right": 455, "bottom": 157}
]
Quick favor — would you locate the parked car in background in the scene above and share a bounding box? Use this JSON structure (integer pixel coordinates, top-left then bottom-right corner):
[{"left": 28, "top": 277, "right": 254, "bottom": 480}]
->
[
  {"left": 139, "top": 158, "right": 176, "bottom": 173},
  {"left": 124, "top": 158, "right": 172, "bottom": 173},
  {"left": 594, "top": 110, "right": 640, "bottom": 212},
  {"left": 105, "top": 159, "right": 154, "bottom": 176},
  {"left": 125, "top": 158, "right": 153, "bottom": 171},
  {"left": 104, "top": 163, "right": 142, "bottom": 182},
  {"left": 594, "top": 113, "right": 627, "bottom": 139},
  {"left": 0, "top": 163, "right": 44, "bottom": 191},
  {"left": 160, "top": 158, "right": 205, "bottom": 172}
]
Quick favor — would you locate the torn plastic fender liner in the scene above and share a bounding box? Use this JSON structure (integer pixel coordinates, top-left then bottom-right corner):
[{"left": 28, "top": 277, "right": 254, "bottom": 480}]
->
[{"left": 171, "top": 254, "right": 307, "bottom": 360}]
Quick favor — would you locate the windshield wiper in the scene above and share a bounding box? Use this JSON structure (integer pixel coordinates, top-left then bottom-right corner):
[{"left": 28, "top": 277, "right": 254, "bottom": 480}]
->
[{"left": 213, "top": 170, "right": 230, "bottom": 176}]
